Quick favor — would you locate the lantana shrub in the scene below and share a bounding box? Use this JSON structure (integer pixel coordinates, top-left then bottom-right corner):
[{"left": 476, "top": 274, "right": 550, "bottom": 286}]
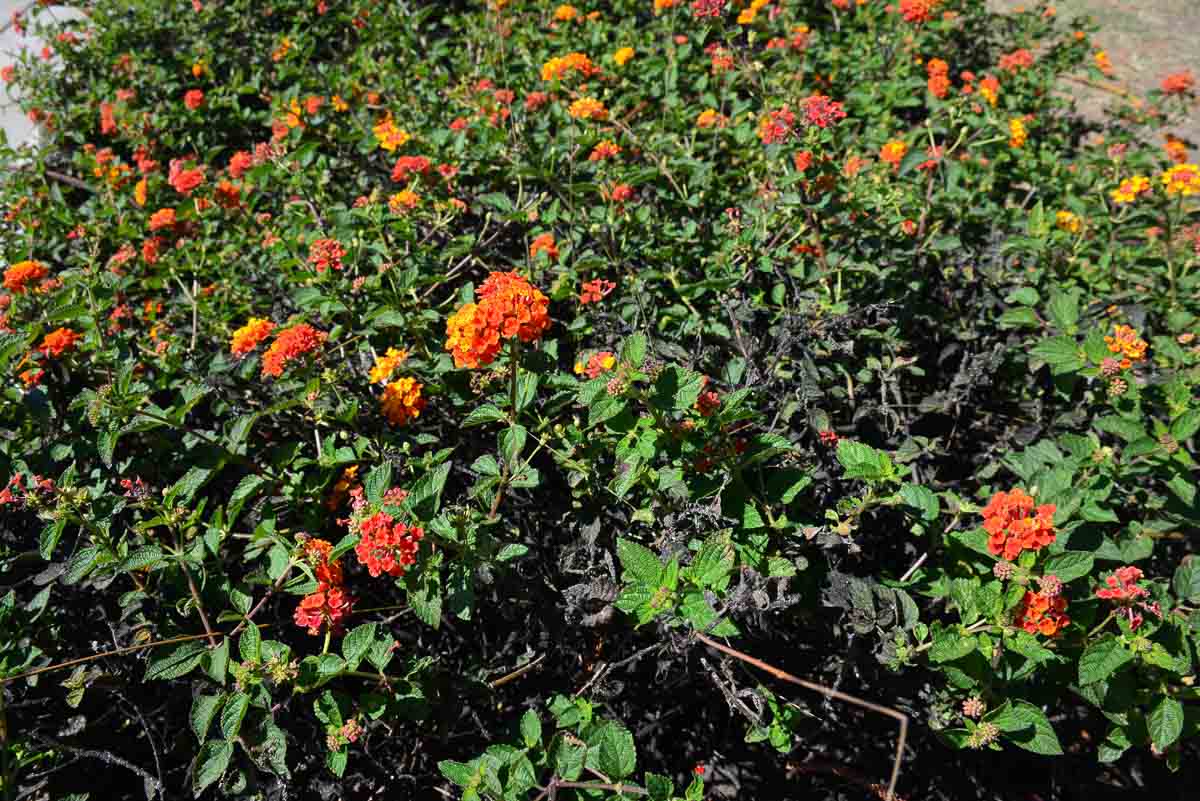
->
[{"left": 0, "top": 0, "right": 1198, "bottom": 799}]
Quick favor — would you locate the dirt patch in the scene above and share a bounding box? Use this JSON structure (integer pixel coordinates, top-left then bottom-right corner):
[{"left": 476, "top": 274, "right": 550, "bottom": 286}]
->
[{"left": 989, "top": 0, "right": 1200, "bottom": 149}]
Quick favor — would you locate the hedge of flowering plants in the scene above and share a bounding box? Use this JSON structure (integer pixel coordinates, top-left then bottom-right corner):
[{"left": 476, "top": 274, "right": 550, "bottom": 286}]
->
[{"left": 1, "top": 0, "right": 1199, "bottom": 798}]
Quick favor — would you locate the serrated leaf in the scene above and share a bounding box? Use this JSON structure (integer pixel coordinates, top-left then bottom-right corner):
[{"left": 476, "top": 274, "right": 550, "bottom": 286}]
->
[
  {"left": 1006, "top": 701, "right": 1063, "bottom": 755},
  {"left": 439, "top": 759, "right": 476, "bottom": 787},
  {"left": 1030, "top": 336, "right": 1084, "bottom": 375},
  {"left": 1079, "top": 637, "right": 1134, "bottom": 685},
  {"left": 463, "top": 403, "right": 506, "bottom": 427},
  {"left": 190, "top": 694, "right": 225, "bottom": 744},
  {"left": 621, "top": 333, "right": 648, "bottom": 368},
  {"left": 899, "top": 483, "right": 938, "bottom": 520},
  {"left": 239, "top": 623, "right": 261, "bottom": 663},
  {"left": 1041, "top": 552, "right": 1093, "bottom": 583},
  {"left": 193, "top": 741, "right": 233, "bottom": 795},
  {"left": 341, "top": 623, "right": 376, "bottom": 669},
  {"left": 363, "top": 463, "right": 392, "bottom": 504},
  {"left": 519, "top": 709, "right": 542, "bottom": 748},
  {"left": 596, "top": 723, "right": 636, "bottom": 780},
  {"left": 145, "top": 642, "right": 208, "bottom": 681},
  {"left": 219, "top": 692, "right": 250, "bottom": 740},
  {"left": 616, "top": 539, "right": 662, "bottom": 585},
  {"left": 1148, "top": 696, "right": 1183, "bottom": 750}
]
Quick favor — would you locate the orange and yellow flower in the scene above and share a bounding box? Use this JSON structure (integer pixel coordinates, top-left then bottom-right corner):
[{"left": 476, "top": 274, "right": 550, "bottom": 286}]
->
[
  {"left": 38, "top": 327, "right": 82, "bottom": 358},
  {"left": 612, "top": 47, "right": 634, "bottom": 66},
  {"left": 372, "top": 115, "right": 411, "bottom": 152},
  {"left": 1110, "top": 175, "right": 1150, "bottom": 204},
  {"left": 880, "top": 140, "right": 908, "bottom": 169},
  {"left": 568, "top": 97, "right": 607, "bottom": 121},
  {"left": 1055, "top": 210, "right": 1081, "bottom": 233},
  {"left": 1161, "top": 163, "right": 1199, "bottom": 196},
  {"left": 1104, "top": 324, "right": 1147, "bottom": 369},
  {"left": 1008, "top": 117, "right": 1028, "bottom": 149},
  {"left": 541, "top": 52, "right": 599, "bottom": 82},
  {"left": 230, "top": 317, "right": 275, "bottom": 356},
  {"left": 369, "top": 347, "right": 409, "bottom": 384},
  {"left": 3, "top": 260, "right": 49, "bottom": 294},
  {"left": 445, "top": 272, "right": 551, "bottom": 369},
  {"left": 380, "top": 376, "right": 426, "bottom": 426}
]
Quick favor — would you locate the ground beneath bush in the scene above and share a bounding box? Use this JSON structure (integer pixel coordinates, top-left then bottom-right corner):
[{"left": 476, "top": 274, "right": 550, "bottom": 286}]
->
[{"left": 989, "top": 0, "right": 1200, "bottom": 145}]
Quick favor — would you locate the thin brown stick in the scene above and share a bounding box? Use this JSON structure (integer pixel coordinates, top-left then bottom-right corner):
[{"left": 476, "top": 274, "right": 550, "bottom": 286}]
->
[
  {"left": 554, "top": 780, "right": 646, "bottom": 795},
  {"left": 694, "top": 632, "right": 908, "bottom": 801},
  {"left": 174, "top": 548, "right": 217, "bottom": 646},
  {"left": 0, "top": 632, "right": 214, "bottom": 686},
  {"left": 488, "top": 653, "right": 545, "bottom": 689}
]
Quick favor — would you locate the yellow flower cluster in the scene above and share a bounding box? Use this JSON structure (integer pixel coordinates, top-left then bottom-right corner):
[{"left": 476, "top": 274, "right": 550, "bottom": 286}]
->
[
  {"left": 613, "top": 47, "right": 634, "bottom": 66},
  {"left": 1009, "top": 117, "right": 1027, "bottom": 149},
  {"left": 373, "top": 115, "right": 411, "bottom": 151},
  {"left": 1161, "top": 163, "right": 1199, "bottom": 196},
  {"left": 541, "top": 52, "right": 598, "bottom": 81},
  {"left": 369, "top": 347, "right": 409, "bottom": 384},
  {"left": 1110, "top": 175, "right": 1150, "bottom": 204},
  {"left": 568, "top": 97, "right": 607, "bottom": 120},
  {"left": 737, "top": 0, "right": 772, "bottom": 24},
  {"left": 1055, "top": 210, "right": 1081, "bottom": 233},
  {"left": 380, "top": 377, "right": 425, "bottom": 427}
]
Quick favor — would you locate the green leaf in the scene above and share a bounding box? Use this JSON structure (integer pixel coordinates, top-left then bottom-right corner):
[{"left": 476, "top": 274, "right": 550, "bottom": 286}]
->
[
  {"left": 341, "top": 623, "right": 377, "bottom": 670},
  {"left": 651, "top": 365, "right": 705, "bottom": 412},
  {"left": 1170, "top": 410, "right": 1200, "bottom": 441},
  {"left": 202, "top": 638, "right": 229, "bottom": 683},
  {"left": 1030, "top": 336, "right": 1084, "bottom": 375},
  {"left": 836, "top": 440, "right": 894, "bottom": 483},
  {"left": 219, "top": 692, "right": 250, "bottom": 740},
  {"left": 120, "top": 545, "right": 165, "bottom": 573},
  {"left": 928, "top": 630, "right": 975, "bottom": 663},
  {"left": 1006, "top": 701, "right": 1063, "bottom": 755},
  {"left": 519, "top": 709, "right": 542, "bottom": 748},
  {"left": 621, "top": 333, "right": 648, "bottom": 368},
  {"left": 38, "top": 519, "right": 67, "bottom": 560},
  {"left": 327, "top": 748, "right": 348, "bottom": 777},
  {"left": 645, "top": 773, "right": 674, "bottom": 801},
  {"left": 616, "top": 539, "right": 662, "bottom": 585},
  {"left": 462, "top": 403, "right": 506, "bottom": 427},
  {"left": 1078, "top": 637, "right": 1134, "bottom": 685},
  {"left": 145, "top": 642, "right": 208, "bottom": 681},
  {"left": 1006, "top": 287, "right": 1039, "bottom": 307},
  {"left": 190, "top": 694, "right": 225, "bottom": 744},
  {"left": 1041, "top": 552, "right": 1094, "bottom": 583},
  {"left": 596, "top": 723, "right": 636, "bottom": 780},
  {"left": 1148, "top": 696, "right": 1183, "bottom": 750},
  {"left": 1047, "top": 289, "right": 1080, "bottom": 332},
  {"left": 899, "top": 483, "right": 939, "bottom": 520},
  {"left": 193, "top": 741, "right": 233, "bottom": 796},
  {"left": 438, "top": 759, "right": 477, "bottom": 787},
  {"left": 239, "top": 622, "right": 261, "bottom": 663},
  {"left": 687, "top": 536, "right": 734, "bottom": 588},
  {"left": 1172, "top": 560, "right": 1200, "bottom": 603},
  {"left": 228, "top": 474, "right": 266, "bottom": 523},
  {"left": 364, "top": 463, "right": 392, "bottom": 504}
]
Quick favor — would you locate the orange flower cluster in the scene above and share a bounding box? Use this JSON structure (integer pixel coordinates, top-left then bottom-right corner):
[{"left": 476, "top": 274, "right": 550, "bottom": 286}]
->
[
  {"left": 326, "top": 465, "right": 360, "bottom": 510},
  {"left": 230, "top": 317, "right": 275, "bottom": 356},
  {"left": 445, "top": 272, "right": 551, "bottom": 369},
  {"left": 168, "top": 159, "right": 205, "bottom": 196},
  {"left": 307, "top": 238, "right": 346, "bottom": 273},
  {"left": 575, "top": 350, "right": 616, "bottom": 379},
  {"left": 1161, "top": 70, "right": 1195, "bottom": 95},
  {"left": 982, "top": 488, "right": 1056, "bottom": 560},
  {"left": 589, "top": 140, "right": 621, "bottom": 161},
  {"left": 261, "top": 323, "right": 327, "bottom": 378},
  {"left": 568, "top": 97, "right": 607, "bottom": 120},
  {"left": 1013, "top": 590, "right": 1069, "bottom": 637},
  {"left": 880, "top": 140, "right": 908, "bottom": 169},
  {"left": 926, "top": 58, "right": 950, "bottom": 98},
  {"left": 3, "top": 260, "right": 49, "bottom": 294},
  {"left": 373, "top": 115, "right": 412, "bottom": 151},
  {"left": 898, "top": 0, "right": 940, "bottom": 24},
  {"left": 530, "top": 233, "right": 559, "bottom": 261},
  {"left": 38, "top": 327, "right": 82, "bottom": 358},
  {"left": 380, "top": 377, "right": 425, "bottom": 426},
  {"left": 541, "top": 52, "right": 599, "bottom": 81},
  {"left": 293, "top": 537, "right": 355, "bottom": 636},
  {"left": 579, "top": 278, "right": 615, "bottom": 305},
  {"left": 979, "top": 75, "right": 999, "bottom": 106},
  {"left": 1104, "top": 324, "right": 1147, "bottom": 368},
  {"left": 1009, "top": 117, "right": 1028, "bottom": 149},
  {"left": 998, "top": 49, "right": 1034, "bottom": 73},
  {"left": 369, "top": 347, "right": 409, "bottom": 384}
]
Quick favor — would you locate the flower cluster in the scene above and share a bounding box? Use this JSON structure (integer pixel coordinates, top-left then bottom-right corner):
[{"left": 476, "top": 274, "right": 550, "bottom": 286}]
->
[
  {"left": 880, "top": 140, "right": 908, "bottom": 170},
  {"left": 230, "top": 317, "right": 276, "bottom": 355},
  {"left": 801, "top": 94, "right": 847, "bottom": 129},
  {"left": 38, "top": 327, "right": 82, "bottom": 358},
  {"left": 444, "top": 272, "right": 551, "bottom": 368},
  {"left": 926, "top": 58, "right": 950, "bottom": 99},
  {"left": 568, "top": 97, "right": 607, "bottom": 120},
  {"left": 579, "top": 278, "right": 616, "bottom": 305},
  {"left": 354, "top": 511, "right": 424, "bottom": 578},
  {"left": 1103, "top": 324, "right": 1147, "bottom": 369},
  {"left": 1009, "top": 117, "right": 1027, "bottom": 149},
  {"left": 1013, "top": 589, "right": 1070, "bottom": 637},
  {"left": 1055, "top": 210, "right": 1081, "bottom": 233},
  {"left": 1161, "top": 163, "right": 1199, "bottom": 196},
  {"left": 373, "top": 115, "right": 411, "bottom": 151},
  {"left": 3, "top": 260, "right": 49, "bottom": 294},
  {"left": 380, "top": 376, "right": 426, "bottom": 427},
  {"left": 541, "top": 52, "right": 599, "bottom": 81},
  {"left": 757, "top": 107, "right": 795, "bottom": 144},
  {"left": 308, "top": 238, "right": 346, "bottom": 273},
  {"left": 261, "top": 323, "right": 327, "bottom": 378},
  {"left": 575, "top": 351, "right": 616, "bottom": 379},
  {"left": 293, "top": 537, "right": 355, "bottom": 636},
  {"left": 898, "top": 0, "right": 940, "bottom": 24},
  {"left": 369, "top": 347, "right": 408, "bottom": 384},
  {"left": 1110, "top": 175, "right": 1150, "bottom": 204},
  {"left": 530, "top": 233, "right": 559, "bottom": 261},
  {"left": 981, "top": 488, "right": 1056, "bottom": 560},
  {"left": 391, "top": 155, "right": 431, "bottom": 182},
  {"left": 589, "top": 140, "right": 621, "bottom": 161},
  {"left": 1095, "top": 566, "right": 1161, "bottom": 630}
]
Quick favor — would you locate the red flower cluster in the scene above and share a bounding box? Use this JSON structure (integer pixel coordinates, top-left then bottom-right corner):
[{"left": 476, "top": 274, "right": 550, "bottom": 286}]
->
[
  {"left": 293, "top": 537, "right": 355, "bottom": 636},
  {"left": 183, "top": 89, "right": 204, "bottom": 110},
  {"left": 1013, "top": 590, "right": 1069, "bottom": 637},
  {"left": 695, "top": 377, "right": 721, "bottom": 417},
  {"left": 168, "top": 159, "right": 205, "bottom": 196},
  {"left": 391, "top": 155, "right": 432, "bottom": 182},
  {"left": 0, "top": 473, "right": 55, "bottom": 506},
  {"left": 529, "top": 233, "right": 559, "bottom": 261},
  {"left": 1095, "top": 566, "right": 1148, "bottom": 602},
  {"left": 579, "top": 278, "right": 616, "bottom": 305},
  {"left": 307, "top": 238, "right": 346, "bottom": 273},
  {"left": 228, "top": 150, "right": 253, "bottom": 179},
  {"left": 261, "top": 323, "right": 327, "bottom": 378},
  {"left": 998, "top": 49, "right": 1034, "bottom": 73},
  {"left": 691, "top": 0, "right": 726, "bottom": 19},
  {"left": 354, "top": 511, "right": 424, "bottom": 578},
  {"left": 757, "top": 107, "right": 795, "bottom": 145},
  {"left": 801, "top": 94, "right": 847, "bottom": 129},
  {"left": 981, "top": 488, "right": 1056, "bottom": 560},
  {"left": 1161, "top": 70, "right": 1194, "bottom": 95}
]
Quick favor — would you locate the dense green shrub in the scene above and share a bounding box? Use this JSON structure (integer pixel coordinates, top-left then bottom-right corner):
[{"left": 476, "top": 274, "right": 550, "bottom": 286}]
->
[{"left": 0, "top": 1, "right": 1197, "bottom": 799}]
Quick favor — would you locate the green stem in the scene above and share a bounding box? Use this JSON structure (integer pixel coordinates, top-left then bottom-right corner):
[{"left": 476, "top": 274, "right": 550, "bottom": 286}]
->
[
  {"left": 488, "top": 339, "right": 522, "bottom": 520},
  {"left": 321, "top": 628, "right": 332, "bottom": 656}
]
